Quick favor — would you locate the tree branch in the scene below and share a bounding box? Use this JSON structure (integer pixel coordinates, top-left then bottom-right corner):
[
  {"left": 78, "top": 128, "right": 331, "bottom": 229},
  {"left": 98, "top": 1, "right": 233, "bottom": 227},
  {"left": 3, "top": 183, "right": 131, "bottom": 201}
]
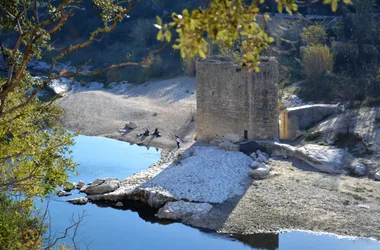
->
[{"left": 34, "top": 0, "right": 39, "bottom": 24}]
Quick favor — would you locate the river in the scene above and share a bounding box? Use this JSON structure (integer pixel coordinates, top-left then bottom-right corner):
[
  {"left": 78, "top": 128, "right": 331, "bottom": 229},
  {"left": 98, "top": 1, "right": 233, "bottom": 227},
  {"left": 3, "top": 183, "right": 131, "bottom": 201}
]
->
[{"left": 42, "top": 135, "right": 380, "bottom": 250}]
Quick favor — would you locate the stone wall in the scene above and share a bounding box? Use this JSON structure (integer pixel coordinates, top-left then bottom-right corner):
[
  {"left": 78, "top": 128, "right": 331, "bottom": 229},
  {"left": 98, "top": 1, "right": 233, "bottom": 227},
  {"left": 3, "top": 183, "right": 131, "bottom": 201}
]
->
[{"left": 196, "top": 56, "right": 279, "bottom": 142}]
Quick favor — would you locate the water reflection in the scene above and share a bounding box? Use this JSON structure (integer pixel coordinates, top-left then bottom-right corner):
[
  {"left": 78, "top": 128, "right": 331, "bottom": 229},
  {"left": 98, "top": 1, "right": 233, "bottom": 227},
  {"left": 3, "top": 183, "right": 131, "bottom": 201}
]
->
[{"left": 234, "top": 233, "right": 279, "bottom": 250}]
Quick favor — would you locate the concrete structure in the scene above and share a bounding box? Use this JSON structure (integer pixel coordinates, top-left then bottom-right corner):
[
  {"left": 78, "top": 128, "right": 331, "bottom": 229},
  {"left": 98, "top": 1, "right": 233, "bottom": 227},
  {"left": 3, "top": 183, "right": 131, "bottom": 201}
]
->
[
  {"left": 279, "top": 104, "right": 340, "bottom": 140},
  {"left": 196, "top": 56, "right": 279, "bottom": 142}
]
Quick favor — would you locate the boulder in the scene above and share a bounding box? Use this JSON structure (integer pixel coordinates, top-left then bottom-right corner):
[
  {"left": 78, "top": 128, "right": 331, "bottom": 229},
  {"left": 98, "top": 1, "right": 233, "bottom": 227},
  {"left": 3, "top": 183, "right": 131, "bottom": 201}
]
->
[
  {"left": 63, "top": 183, "right": 76, "bottom": 192},
  {"left": 375, "top": 172, "right": 380, "bottom": 181},
  {"left": 350, "top": 162, "right": 366, "bottom": 176},
  {"left": 250, "top": 161, "right": 267, "bottom": 169},
  {"left": 132, "top": 188, "right": 176, "bottom": 208},
  {"left": 115, "top": 202, "right": 124, "bottom": 207},
  {"left": 249, "top": 166, "right": 270, "bottom": 180},
  {"left": 257, "top": 141, "right": 353, "bottom": 174},
  {"left": 67, "top": 197, "right": 88, "bottom": 205},
  {"left": 218, "top": 141, "right": 239, "bottom": 151},
  {"left": 128, "top": 122, "right": 137, "bottom": 129},
  {"left": 79, "top": 185, "right": 88, "bottom": 192},
  {"left": 83, "top": 178, "right": 120, "bottom": 195},
  {"left": 76, "top": 180, "right": 85, "bottom": 190},
  {"left": 249, "top": 152, "right": 257, "bottom": 160},
  {"left": 124, "top": 121, "right": 137, "bottom": 129},
  {"left": 257, "top": 153, "right": 268, "bottom": 163},
  {"left": 57, "top": 190, "right": 71, "bottom": 197},
  {"left": 156, "top": 201, "right": 213, "bottom": 221}
]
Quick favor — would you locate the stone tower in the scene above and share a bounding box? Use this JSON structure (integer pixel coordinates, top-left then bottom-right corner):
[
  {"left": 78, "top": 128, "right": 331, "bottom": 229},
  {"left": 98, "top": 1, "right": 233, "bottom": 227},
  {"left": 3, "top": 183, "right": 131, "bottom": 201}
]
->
[{"left": 196, "top": 56, "right": 279, "bottom": 142}]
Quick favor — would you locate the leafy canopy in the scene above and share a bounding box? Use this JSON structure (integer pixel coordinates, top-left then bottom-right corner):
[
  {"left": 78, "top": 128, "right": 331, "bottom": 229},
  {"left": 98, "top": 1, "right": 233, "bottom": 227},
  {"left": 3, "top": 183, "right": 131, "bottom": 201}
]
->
[{"left": 156, "top": 0, "right": 352, "bottom": 72}]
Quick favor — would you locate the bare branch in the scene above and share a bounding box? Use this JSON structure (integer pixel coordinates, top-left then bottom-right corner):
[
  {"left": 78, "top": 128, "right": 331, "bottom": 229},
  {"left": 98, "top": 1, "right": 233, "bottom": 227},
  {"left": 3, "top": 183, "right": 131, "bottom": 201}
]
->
[
  {"left": 44, "top": 211, "right": 87, "bottom": 250},
  {"left": 34, "top": 0, "right": 39, "bottom": 24}
]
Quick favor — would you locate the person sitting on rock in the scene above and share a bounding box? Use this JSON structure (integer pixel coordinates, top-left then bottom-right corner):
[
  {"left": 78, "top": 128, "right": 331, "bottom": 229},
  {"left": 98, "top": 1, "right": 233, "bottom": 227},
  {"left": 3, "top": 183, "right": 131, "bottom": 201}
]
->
[
  {"left": 143, "top": 129, "right": 150, "bottom": 136},
  {"left": 152, "top": 128, "right": 161, "bottom": 137}
]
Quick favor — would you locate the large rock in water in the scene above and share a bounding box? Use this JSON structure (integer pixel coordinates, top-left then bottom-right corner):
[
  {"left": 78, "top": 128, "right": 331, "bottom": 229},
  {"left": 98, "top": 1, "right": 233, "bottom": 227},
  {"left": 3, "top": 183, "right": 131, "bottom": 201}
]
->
[
  {"left": 258, "top": 142, "right": 353, "bottom": 174},
  {"left": 156, "top": 201, "right": 213, "bottom": 221},
  {"left": 82, "top": 178, "right": 120, "bottom": 195},
  {"left": 67, "top": 197, "right": 88, "bottom": 205},
  {"left": 130, "top": 187, "right": 176, "bottom": 208}
]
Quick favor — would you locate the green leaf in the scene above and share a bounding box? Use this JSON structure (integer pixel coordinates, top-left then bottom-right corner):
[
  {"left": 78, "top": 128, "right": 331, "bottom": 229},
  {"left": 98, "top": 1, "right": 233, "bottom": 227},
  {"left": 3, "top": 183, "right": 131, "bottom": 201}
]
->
[
  {"left": 165, "top": 31, "right": 172, "bottom": 42},
  {"left": 156, "top": 16, "right": 162, "bottom": 26}
]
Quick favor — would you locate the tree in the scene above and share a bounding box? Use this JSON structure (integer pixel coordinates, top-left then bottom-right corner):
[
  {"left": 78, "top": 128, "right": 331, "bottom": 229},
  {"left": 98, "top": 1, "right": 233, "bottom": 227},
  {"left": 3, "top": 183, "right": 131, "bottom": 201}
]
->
[
  {"left": 156, "top": 0, "right": 352, "bottom": 72},
  {"left": 0, "top": 0, "right": 165, "bottom": 248}
]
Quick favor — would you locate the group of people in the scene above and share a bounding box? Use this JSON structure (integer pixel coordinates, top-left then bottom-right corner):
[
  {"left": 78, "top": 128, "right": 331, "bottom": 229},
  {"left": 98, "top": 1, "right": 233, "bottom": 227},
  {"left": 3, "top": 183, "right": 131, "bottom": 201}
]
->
[
  {"left": 138, "top": 128, "right": 161, "bottom": 137},
  {"left": 137, "top": 128, "right": 181, "bottom": 149}
]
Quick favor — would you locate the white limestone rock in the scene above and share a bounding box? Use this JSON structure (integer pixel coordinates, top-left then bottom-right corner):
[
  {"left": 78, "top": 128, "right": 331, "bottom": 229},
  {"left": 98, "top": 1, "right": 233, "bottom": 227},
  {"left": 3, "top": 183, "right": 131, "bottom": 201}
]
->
[
  {"left": 83, "top": 178, "right": 120, "bottom": 195},
  {"left": 57, "top": 190, "right": 71, "bottom": 197},
  {"left": 156, "top": 201, "right": 213, "bottom": 221},
  {"left": 250, "top": 161, "right": 266, "bottom": 169},
  {"left": 139, "top": 146, "right": 252, "bottom": 203},
  {"left": 258, "top": 142, "right": 352, "bottom": 174},
  {"left": 350, "top": 163, "right": 366, "bottom": 176},
  {"left": 132, "top": 188, "right": 176, "bottom": 208},
  {"left": 249, "top": 166, "right": 270, "bottom": 180},
  {"left": 67, "top": 197, "right": 88, "bottom": 205},
  {"left": 375, "top": 171, "right": 380, "bottom": 181}
]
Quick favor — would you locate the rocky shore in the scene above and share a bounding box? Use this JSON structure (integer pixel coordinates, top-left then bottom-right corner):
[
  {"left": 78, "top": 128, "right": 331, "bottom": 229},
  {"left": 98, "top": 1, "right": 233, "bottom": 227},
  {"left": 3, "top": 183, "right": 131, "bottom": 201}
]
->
[{"left": 65, "top": 143, "right": 380, "bottom": 240}]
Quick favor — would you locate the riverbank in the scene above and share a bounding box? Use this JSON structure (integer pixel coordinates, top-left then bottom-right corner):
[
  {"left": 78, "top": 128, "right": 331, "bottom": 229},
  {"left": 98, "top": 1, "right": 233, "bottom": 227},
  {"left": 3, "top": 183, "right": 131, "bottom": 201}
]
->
[
  {"left": 57, "top": 76, "right": 197, "bottom": 150},
  {"left": 78, "top": 144, "right": 380, "bottom": 240},
  {"left": 57, "top": 77, "right": 380, "bottom": 241}
]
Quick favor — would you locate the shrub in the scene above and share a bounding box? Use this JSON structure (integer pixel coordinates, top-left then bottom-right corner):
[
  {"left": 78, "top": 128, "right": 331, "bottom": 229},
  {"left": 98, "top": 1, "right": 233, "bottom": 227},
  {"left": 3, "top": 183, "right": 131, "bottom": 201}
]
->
[
  {"left": 301, "top": 25, "right": 327, "bottom": 46},
  {"left": 303, "top": 45, "right": 333, "bottom": 79}
]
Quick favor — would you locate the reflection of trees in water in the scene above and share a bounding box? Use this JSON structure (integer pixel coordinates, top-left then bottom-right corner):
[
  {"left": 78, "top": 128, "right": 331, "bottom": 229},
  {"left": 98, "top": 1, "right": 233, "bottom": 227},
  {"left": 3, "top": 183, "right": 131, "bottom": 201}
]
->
[
  {"left": 93, "top": 200, "right": 173, "bottom": 225},
  {"left": 233, "top": 233, "right": 279, "bottom": 250},
  {"left": 94, "top": 200, "right": 279, "bottom": 249}
]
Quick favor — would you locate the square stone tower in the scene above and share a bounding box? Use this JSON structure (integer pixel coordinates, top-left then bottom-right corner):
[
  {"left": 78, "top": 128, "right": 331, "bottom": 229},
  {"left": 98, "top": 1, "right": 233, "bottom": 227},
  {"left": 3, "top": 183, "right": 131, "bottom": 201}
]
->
[{"left": 196, "top": 56, "right": 279, "bottom": 142}]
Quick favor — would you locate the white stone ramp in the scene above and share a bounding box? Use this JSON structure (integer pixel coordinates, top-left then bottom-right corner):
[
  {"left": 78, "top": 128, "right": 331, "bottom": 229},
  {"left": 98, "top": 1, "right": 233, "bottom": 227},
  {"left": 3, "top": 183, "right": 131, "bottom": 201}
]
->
[{"left": 140, "top": 146, "right": 253, "bottom": 203}]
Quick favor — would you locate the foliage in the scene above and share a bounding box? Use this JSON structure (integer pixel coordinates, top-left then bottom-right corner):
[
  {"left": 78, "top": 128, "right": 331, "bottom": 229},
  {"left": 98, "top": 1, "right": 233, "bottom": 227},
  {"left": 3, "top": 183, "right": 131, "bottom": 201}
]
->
[
  {"left": 301, "top": 25, "right": 327, "bottom": 46},
  {"left": 155, "top": 0, "right": 351, "bottom": 72},
  {"left": 0, "top": 0, "right": 156, "bottom": 248},
  {"left": 0, "top": 75, "right": 77, "bottom": 197},
  {"left": 303, "top": 45, "right": 334, "bottom": 79},
  {"left": 0, "top": 194, "right": 43, "bottom": 250}
]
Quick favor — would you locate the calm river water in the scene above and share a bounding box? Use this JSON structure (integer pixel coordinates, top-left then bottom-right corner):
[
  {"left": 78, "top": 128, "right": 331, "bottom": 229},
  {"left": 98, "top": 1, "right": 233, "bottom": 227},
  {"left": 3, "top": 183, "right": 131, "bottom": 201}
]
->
[{"left": 42, "top": 135, "right": 380, "bottom": 250}]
